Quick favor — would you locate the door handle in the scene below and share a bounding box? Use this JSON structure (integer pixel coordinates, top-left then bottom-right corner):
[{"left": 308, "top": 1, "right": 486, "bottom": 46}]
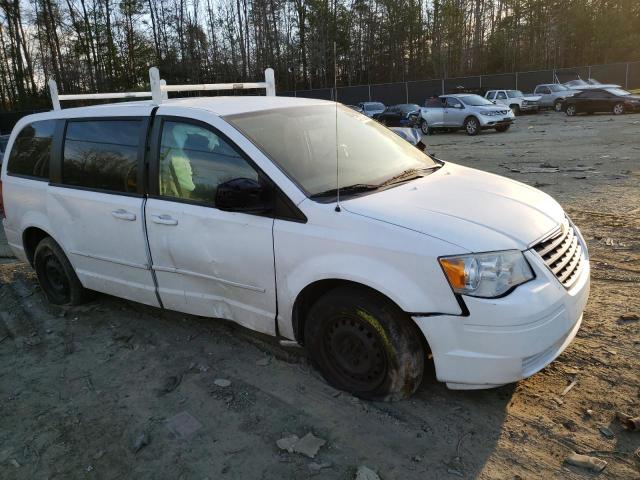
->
[
  {"left": 151, "top": 214, "right": 178, "bottom": 226},
  {"left": 111, "top": 209, "right": 136, "bottom": 221}
]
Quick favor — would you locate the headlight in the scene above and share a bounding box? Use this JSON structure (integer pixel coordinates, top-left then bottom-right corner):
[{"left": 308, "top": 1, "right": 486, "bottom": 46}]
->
[
  {"left": 480, "top": 111, "right": 500, "bottom": 116},
  {"left": 522, "top": 101, "right": 529, "bottom": 106},
  {"left": 439, "top": 250, "right": 534, "bottom": 298}
]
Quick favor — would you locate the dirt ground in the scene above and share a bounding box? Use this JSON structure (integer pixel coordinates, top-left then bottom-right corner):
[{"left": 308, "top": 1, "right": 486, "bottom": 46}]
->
[{"left": 1, "top": 111, "right": 639, "bottom": 480}]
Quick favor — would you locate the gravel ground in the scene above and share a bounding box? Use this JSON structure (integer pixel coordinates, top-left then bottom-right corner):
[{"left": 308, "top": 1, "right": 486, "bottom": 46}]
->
[{"left": 0, "top": 111, "right": 639, "bottom": 479}]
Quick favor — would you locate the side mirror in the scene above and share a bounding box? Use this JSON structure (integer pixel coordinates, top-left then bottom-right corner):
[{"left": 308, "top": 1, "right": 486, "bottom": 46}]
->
[
  {"left": 215, "top": 177, "right": 271, "bottom": 213},
  {"left": 492, "top": 100, "right": 497, "bottom": 104}
]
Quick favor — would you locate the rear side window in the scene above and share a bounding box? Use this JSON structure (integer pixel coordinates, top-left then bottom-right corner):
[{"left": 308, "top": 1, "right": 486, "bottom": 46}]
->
[
  {"left": 7, "top": 120, "right": 55, "bottom": 179},
  {"left": 63, "top": 119, "right": 142, "bottom": 193}
]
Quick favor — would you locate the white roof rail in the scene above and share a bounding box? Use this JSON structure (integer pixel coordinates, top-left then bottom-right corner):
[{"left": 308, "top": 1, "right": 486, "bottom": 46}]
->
[{"left": 49, "top": 67, "right": 276, "bottom": 110}]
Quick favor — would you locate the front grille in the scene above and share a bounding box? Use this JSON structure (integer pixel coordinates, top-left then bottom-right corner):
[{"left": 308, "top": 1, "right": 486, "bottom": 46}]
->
[{"left": 533, "top": 221, "right": 584, "bottom": 289}]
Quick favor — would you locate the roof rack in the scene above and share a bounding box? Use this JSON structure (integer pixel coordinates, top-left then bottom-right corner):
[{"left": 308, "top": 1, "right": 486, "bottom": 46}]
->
[{"left": 48, "top": 67, "right": 276, "bottom": 110}]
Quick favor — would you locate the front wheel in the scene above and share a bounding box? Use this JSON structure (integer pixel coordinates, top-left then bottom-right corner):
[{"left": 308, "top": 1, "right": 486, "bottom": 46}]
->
[
  {"left": 34, "top": 237, "right": 88, "bottom": 305},
  {"left": 420, "top": 119, "right": 430, "bottom": 135},
  {"left": 566, "top": 104, "right": 576, "bottom": 116},
  {"left": 464, "top": 117, "right": 480, "bottom": 136},
  {"left": 305, "top": 286, "right": 425, "bottom": 401},
  {"left": 613, "top": 103, "right": 624, "bottom": 115},
  {"left": 495, "top": 125, "right": 510, "bottom": 132}
]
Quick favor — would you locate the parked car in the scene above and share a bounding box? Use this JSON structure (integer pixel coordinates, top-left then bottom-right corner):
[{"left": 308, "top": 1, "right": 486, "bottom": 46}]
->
[
  {"left": 563, "top": 78, "right": 620, "bottom": 91},
  {"left": 347, "top": 104, "right": 364, "bottom": 114},
  {"left": 358, "top": 101, "right": 386, "bottom": 118},
  {"left": 563, "top": 87, "right": 640, "bottom": 116},
  {"left": 484, "top": 90, "right": 540, "bottom": 115},
  {"left": 373, "top": 103, "right": 421, "bottom": 127},
  {"left": 533, "top": 84, "right": 577, "bottom": 111},
  {"left": 419, "top": 94, "right": 515, "bottom": 135},
  {"left": 1, "top": 77, "right": 589, "bottom": 400},
  {"left": 388, "top": 127, "right": 426, "bottom": 150}
]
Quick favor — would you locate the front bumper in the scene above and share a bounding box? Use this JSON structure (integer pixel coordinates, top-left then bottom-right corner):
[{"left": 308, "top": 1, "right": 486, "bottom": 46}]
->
[
  {"left": 414, "top": 249, "right": 590, "bottom": 389},
  {"left": 479, "top": 115, "right": 515, "bottom": 127},
  {"left": 520, "top": 103, "right": 539, "bottom": 111}
]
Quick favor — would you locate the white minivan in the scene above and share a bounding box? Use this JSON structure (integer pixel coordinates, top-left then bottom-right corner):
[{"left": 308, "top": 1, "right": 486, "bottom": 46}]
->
[{"left": 1, "top": 88, "right": 589, "bottom": 400}]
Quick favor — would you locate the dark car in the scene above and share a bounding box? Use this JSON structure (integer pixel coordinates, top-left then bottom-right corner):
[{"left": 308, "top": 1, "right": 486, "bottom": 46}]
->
[
  {"left": 373, "top": 104, "right": 421, "bottom": 127},
  {"left": 564, "top": 88, "right": 640, "bottom": 116}
]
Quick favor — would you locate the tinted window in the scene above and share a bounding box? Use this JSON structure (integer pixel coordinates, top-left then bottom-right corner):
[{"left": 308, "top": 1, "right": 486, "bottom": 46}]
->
[
  {"left": 7, "top": 120, "right": 54, "bottom": 179},
  {"left": 537, "top": 86, "right": 551, "bottom": 94},
  {"left": 63, "top": 120, "right": 141, "bottom": 193},
  {"left": 486, "top": 92, "right": 495, "bottom": 100},
  {"left": 496, "top": 91, "right": 507, "bottom": 99},
  {"left": 425, "top": 97, "right": 443, "bottom": 108},
  {"left": 446, "top": 97, "right": 463, "bottom": 107},
  {"left": 159, "top": 120, "right": 258, "bottom": 205}
]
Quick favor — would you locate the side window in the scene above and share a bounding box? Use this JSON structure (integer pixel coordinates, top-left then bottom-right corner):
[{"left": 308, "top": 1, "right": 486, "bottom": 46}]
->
[
  {"left": 7, "top": 120, "right": 55, "bottom": 179},
  {"left": 445, "top": 97, "right": 462, "bottom": 108},
  {"left": 496, "top": 91, "right": 507, "bottom": 99},
  {"left": 158, "top": 120, "right": 258, "bottom": 206},
  {"left": 486, "top": 91, "right": 495, "bottom": 100},
  {"left": 539, "top": 87, "right": 550, "bottom": 94},
  {"left": 63, "top": 119, "right": 142, "bottom": 193}
]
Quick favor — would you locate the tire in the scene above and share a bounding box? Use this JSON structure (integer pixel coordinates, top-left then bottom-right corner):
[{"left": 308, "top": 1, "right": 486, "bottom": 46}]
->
[
  {"left": 613, "top": 103, "right": 624, "bottom": 115},
  {"left": 566, "top": 104, "right": 576, "bottom": 116},
  {"left": 34, "top": 237, "right": 87, "bottom": 305},
  {"left": 464, "top": 116, "right": 480, "bottom": 136},
  {"left": 420, "top": 119, "right": 430, "bottom": 135},
  {"left": 495, "top": 125, "right": 510, "bottom": 132},
  {"left": 510, "top": 104, "right": 520, "bottom": 116},
  {"left": 304, "top": 286, "right": 424, "bottom": 401},
  {"left": 554, "top": 100, "right": 564, "bottom": 112}
]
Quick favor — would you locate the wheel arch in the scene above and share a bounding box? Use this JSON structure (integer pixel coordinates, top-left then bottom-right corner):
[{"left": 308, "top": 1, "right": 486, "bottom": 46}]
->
[
  {"left": 291, "top": 278, "right": 431, "bottom": 354},
  {"left": 22, "top": 225, "right": 55, "bottom": 266}
]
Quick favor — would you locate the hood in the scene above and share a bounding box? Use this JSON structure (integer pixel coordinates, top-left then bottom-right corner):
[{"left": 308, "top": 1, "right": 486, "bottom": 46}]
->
[
  {"left": 343, "top": 162, "right": 565, "bottom": 252},
  {"left": 523, "top": 95, "right": 541, "bottom": 101},
  {"left": 476, "top": 104, "right": 510, "bottom": 113},
  {"left": 624, "top": 95, "right": 640, "bottom": 101}
]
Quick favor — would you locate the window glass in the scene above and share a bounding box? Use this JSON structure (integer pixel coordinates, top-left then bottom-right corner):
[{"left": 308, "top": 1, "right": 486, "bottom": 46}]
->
[
  {"left": 458, "top": 95, "right": 494, "bottom": 106},
  {"left": 159, "top": 121, "right": 258, "bottom": 205},
  {"left": 537, "top": 86, "right": 551, "bottom": 94},
  {"left": 63, "top": 120, "right": 141, "bottom": 193},
  {"left": 486, "top": 92, "right": 495, "bottom": 100},
  {"left": 446, "top": 97, "right": 463, "bottom": 108},
  {"left": 496, "top": 91, "right": 507, "bottom": 99},
  {"left": 425, "top": 97, "right": 443, "bottom": 108},
  {"left": 7, "top": 120, "right": 54, "bottom": 179}
]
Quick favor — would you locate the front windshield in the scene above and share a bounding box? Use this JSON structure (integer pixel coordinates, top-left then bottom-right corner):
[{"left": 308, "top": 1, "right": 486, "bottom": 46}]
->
[
  {"left": 225, "top": 105, "right": 437, "bottom": 197},
  {"left": 548, "top": 84, "right": 568, "bottom": 92},
  {"left": 507, "top": 90, "right": 523, "bottom": 98},
  {"left": 459, "top": 94, "right": 494, "bottom": 106},
  {"left": 606, "top": 88, "right": 630, "bottom": 96}
]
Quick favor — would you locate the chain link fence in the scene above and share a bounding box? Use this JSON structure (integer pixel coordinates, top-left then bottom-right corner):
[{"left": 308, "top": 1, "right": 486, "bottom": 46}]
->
[{"left": 280, "top": 60, "right": 640, "bottom": 105}]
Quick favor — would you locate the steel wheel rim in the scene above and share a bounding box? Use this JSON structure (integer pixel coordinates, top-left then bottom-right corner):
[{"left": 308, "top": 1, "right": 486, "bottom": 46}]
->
[
  {"left": 421, "top": 121, "right": 429, "bottom": 134},
  {"left": 42, "top": 251, "right": 70, "bottom": 302},
  {"left": 614, "top": 104, "right": 623, "bottom": 114},
  {"left": 321, "top": 314, "right": 388, "bottom": 391},
  {"left": 567, "top": 106, "right": 575, "bottom": 116}
]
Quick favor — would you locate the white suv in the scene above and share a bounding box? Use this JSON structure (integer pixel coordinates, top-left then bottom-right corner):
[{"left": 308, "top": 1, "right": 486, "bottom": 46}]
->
[{"left": 0, "top": 71, "right": 590, "bottom": 400}]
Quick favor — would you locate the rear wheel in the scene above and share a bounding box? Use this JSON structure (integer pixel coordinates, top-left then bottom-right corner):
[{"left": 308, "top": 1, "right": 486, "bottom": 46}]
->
[
  {"left": 495, "top": 125, "right": 510, "bottom": 132},
  {"left": 34, "top": 237, "right": 87, "bottom": 305},
  {"left": 613, "top": 103, "right": 624, "bottom": 115},
  {"left": 566, "top": 104, "right": 576, "bottom": 116},
  {"left": 305, "top": 286, "right": 425, "bottom": 401},
  {"left": 464, "top": 116, "right": 480, "bottom": 136},
  {"left": 554, "top": 99, "right": 564, "bottom": 112}
]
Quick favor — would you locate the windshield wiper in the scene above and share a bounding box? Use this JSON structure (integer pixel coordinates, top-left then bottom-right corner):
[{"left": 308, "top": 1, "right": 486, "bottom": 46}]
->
[
  {"left": 310, "top": 183, "right": 380, "bottom": 199},
  {"left": 379, "top": 166, "right": 440, "bottom": 187}
]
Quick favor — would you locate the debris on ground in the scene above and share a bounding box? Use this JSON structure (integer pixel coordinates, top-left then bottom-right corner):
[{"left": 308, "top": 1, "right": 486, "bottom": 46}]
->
[
  {"left": 355, "top": 465, "right": 381, "bottom": 480},
  {"left": 213, "top": 378, "right": 231, "bottom": 388},
  {"left": 560, "top": 379, "right": 578, "bottom": 397},
  {"left": 565, "top": 453, "right": 607, "bottom": 472},
  {"left": 308, "top": 461, "right": 332, "bottom": 473},
  {"left": 616, "top": 411, "right": 640, "bottom": 431},
  {"left": 617, "top": 313, "right": 639, "bottom": 324},
  {"left": 165, "top": 411, "right": 203, "bottom": 440},
  {"left": 132, "top": 431, "right": 150, "bottom": 454},
  {"left": 256, "top": 357, "right": 271, "bottom": 366},
  {"left": 599, "top": 426, "right": 615, "bottom": 439},
  {"left": 160, "top": 374, "right": 182, "bottom": 395},
  {"left": 276, "top": 432, "right": 326, "bottom": 458}
]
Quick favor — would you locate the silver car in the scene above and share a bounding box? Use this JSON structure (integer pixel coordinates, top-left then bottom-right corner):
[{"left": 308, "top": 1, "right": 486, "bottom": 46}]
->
[
  {"left": 533, "top": 84, "right": 577, "bottom": 111},
  {"left": 358, "top": 101, "right": 386, "bottom": 118},
  {"left": 419, "top": 94, "right": 515, "bottom": 136}
]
